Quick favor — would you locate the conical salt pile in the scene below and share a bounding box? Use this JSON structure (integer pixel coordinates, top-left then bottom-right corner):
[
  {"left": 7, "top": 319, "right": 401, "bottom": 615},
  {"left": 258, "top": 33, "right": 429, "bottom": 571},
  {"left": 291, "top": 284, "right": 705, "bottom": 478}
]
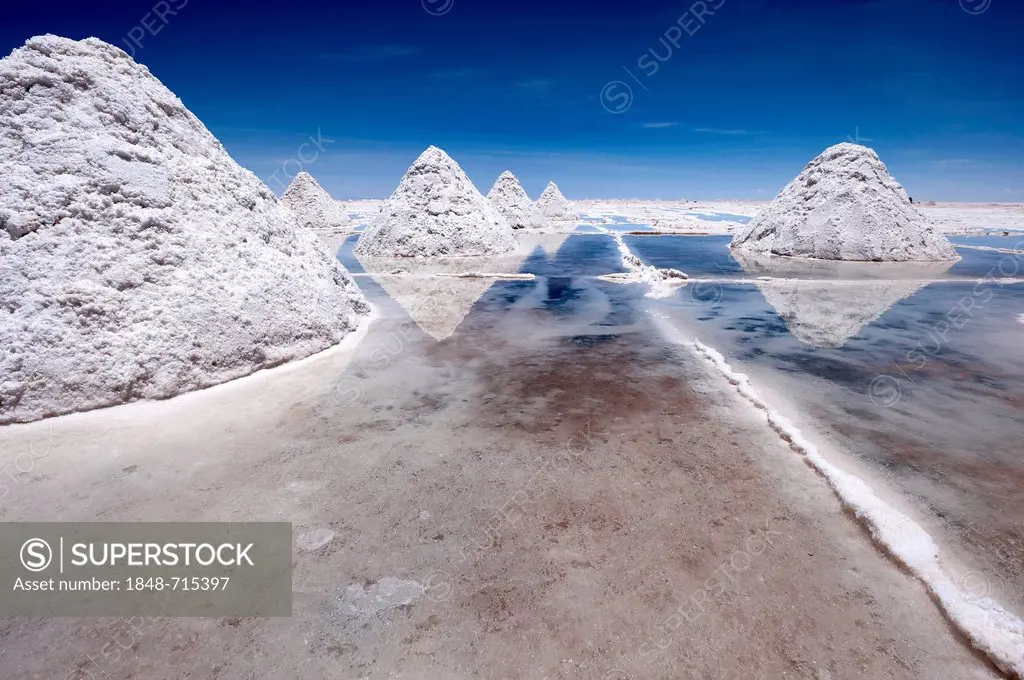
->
[
  {"left": 355, "top": 146, "right": 517, "bottom": 257},
  {"left": 0, "top": 36, "right": 368, "bottom": 425},
  {"left": 281, "top": 171, "right": 349, "bottom": 231},
  {"left": 487, "top": 171, "right": 543, "bottom": 229},
  {"left": 730, "top": 143, "right": 957, "bottom": 261},
  {"left": 537, "top": 181, "right": 576, "bottom": 224}
]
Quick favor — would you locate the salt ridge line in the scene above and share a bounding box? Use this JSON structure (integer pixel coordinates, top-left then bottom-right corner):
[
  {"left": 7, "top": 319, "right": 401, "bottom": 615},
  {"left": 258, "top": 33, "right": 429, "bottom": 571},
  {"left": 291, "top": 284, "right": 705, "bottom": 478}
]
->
[
  {"left": 654, "top": 315, "right": 1024, "bottom": 677},
  {"left": 594, "top": 226, "right": 688, "bottom": 298}
]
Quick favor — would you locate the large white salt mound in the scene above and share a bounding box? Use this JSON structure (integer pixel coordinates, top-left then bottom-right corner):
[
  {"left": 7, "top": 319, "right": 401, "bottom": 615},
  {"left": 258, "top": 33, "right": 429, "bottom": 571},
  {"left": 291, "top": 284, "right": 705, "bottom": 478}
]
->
[
  {"left": 355, "top": 146, "right": 517, "bottom": 257},
  {"left": 730, "top": 143, "right": 958, "bottom": 261},
  {"left": 281, "top": 171, "right": 349, "bottom": 232},
  {"left": 0, "top": 35, "right": 368, "bottom": 425},
  {"left": 487, "top": 171, "right": 543, "bottom": 229},
  {"left": 536, "top": 181, "right": 577, "bottom": 224}
]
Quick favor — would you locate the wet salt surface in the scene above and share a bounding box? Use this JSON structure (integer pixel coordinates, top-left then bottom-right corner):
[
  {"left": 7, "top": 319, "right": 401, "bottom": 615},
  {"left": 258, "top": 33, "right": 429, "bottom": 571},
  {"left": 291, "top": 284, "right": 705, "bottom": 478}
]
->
[
  {"left": 337, "top": 227, "right": 1024, "bottom": 667},
  {"left": 0, "top": 226, "right": 1013, "bottom": 679},
  {"left": 690, "top": 212, "right": 753, "bottom": 224},
  {"left": 520, "top": 233, "right": 626, "bottom": 278},
  {"left": 625, "top": 233, "right": 1024, "bottom": 282},
  {"left": 949, "top": 234, "right": 1024, "bottom": 249},
  {"left": 650, "top": 263, "right": 1024, "bottom": 619},
  {"left": 625, "top": 235, "right": 742, "bottom": 277}
]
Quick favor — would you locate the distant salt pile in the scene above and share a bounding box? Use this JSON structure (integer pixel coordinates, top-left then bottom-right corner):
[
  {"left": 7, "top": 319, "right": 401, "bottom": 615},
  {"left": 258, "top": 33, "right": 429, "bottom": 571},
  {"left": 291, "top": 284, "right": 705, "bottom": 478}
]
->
[
  {"left": 537, "top": 181, "right": 577, "bottom": 224},
  {"left": 355, "top": 146, "right": 516, "bottom": 257},
  {"left": 731, "top": 143, "right": 958, "bottom": 261},
  {"left": 487, "top": 171, "right": 543, "bottom": 229},
  {"left": 281, "top": 171, "right": 349, "bottom": 232},
  {"left": 0, "top": 36, "right": 368, "bottom": 425}
]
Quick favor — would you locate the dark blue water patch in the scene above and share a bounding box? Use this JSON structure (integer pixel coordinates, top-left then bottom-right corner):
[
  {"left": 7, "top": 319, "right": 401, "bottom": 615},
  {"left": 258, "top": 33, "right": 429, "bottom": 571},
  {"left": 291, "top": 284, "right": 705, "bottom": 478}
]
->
[
  {"left": 949, "top": 246, "right": 1024, "bottom": 278},
  {"left": 594, "top": 278, "right": 649, "bottom": 328},
  {"left": 624, "top": 235, "right": 742, "bottom": 276},
  {"left": 949, "top": 234, "right": 1024, "bottom": 250},
  {"left": 337, "top": 234, "right": 364, "bottom": 273},
  {"left": 465, "top": 275, "right": 645, "bottom": 339},
  {"left": 689, "top": 212, "right": 752, "bottom": 224},
  {"left": 566, "top": 334, "right": 619, "bottom": 347},
  {"left": 520, "top": 234, "right": 625, "bottom": 278}
]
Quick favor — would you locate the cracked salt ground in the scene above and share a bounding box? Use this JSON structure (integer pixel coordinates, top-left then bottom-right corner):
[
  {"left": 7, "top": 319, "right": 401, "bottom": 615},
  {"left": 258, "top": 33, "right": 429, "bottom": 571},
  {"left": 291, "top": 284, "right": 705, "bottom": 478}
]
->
[{"left": 0, "top": 226, "right": 1014, "bottom": 678}]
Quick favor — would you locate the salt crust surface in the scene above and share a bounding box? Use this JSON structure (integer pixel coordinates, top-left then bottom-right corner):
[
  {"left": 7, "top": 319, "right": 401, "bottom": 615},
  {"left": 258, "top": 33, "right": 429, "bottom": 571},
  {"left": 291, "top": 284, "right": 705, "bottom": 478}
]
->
[{"left": 0, "top": 35, "right": 367, "bottom": 424}]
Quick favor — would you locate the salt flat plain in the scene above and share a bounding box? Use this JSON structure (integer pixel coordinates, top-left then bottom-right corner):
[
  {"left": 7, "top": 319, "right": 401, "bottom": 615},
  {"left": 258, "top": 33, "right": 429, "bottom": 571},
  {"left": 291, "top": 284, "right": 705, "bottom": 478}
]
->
[{"left": 3, "top": 205, "right": 1023, "bottom": 678}]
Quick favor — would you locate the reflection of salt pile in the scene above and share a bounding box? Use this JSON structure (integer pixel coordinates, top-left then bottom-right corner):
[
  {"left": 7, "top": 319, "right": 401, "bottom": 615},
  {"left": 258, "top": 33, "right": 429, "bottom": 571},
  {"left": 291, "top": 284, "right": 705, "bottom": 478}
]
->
[
  {"left": 0, "top": 36, "right": 368, "bottom": 424},
  {"left": 537, "top": 181, "right": 577, "bottom": 224},
  {"left": 517, "top": 231, "right": 572, "bottom": 259},
  {"left": 356, "top": 249, "right": 529, "bottom": 341},
  {"left": 733, "top": 251, "right": 952, "bottom": 348},
  {"left": 355, "top": 146, "right": 516, "bottom": 257},
  {"left": 731, "top": 143, "right": 958, "bottom": 262},
  {"left": 487, "top": 171, "right": 543, "bottom": 230},
  {"left": 281, "top": 171, "right": 349, "bottom": 231}
]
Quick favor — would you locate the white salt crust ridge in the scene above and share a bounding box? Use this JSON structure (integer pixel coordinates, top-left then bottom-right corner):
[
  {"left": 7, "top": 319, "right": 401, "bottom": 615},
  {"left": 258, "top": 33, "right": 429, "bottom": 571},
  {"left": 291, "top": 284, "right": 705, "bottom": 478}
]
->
[
  {"left": 487, "top": 171, "right": 544, "bottom": 229},
  {"left": 355, "top": 146, "right": 517, "bottom": 257},
  {"left": 596, "top": 227, "right": 687, "bottom": 299},
  {"left": 0, "top": 35, "right": 368, "bottom": 424},
  {"left": 673, "top": 328, "right": 1024, "bottom": 677},
  {"left": 537, "top": 181, "right": 577, "bottom": 224},
  {"left": 731, "top": 143, "right": 959, "bottom": 261},
  {"left": 280, "top": 171, "right": 349, "bottom": 231}
]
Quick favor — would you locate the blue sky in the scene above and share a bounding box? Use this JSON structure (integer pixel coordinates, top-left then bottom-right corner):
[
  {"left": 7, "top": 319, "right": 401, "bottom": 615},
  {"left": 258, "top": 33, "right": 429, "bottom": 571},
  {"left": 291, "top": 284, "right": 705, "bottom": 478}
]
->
[{"left": 3, "top": 0, "right": 1023, "bottom": 200}]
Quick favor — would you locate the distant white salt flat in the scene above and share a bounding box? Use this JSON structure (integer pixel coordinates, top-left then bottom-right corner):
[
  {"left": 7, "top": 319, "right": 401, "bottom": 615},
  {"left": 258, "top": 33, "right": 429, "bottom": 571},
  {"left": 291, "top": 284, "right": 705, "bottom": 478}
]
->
[
  {"left": 918, "top": 202, "right": 1024, "bottom": 234},
  {"left": 334, "top": 198, "right": 1023, "bottom": 236}
]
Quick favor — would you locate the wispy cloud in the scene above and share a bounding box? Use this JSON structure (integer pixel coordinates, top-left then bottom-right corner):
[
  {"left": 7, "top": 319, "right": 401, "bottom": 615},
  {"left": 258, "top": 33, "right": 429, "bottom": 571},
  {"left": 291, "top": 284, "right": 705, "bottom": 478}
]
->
[
  {"left": 506, "top": 78, "right": 557, "bottom": 106},
  {"left": 642, "top": 122, "right": 679, "bottom": 129},
  {"left": 514, "top": 78, "right": 553, "bottom": 94},
  {"left": 692, "top": 127, "right": 766, "bottom": 136},
  {"left": 319, "top": 45, "right": 419, "bottom": 63}
]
